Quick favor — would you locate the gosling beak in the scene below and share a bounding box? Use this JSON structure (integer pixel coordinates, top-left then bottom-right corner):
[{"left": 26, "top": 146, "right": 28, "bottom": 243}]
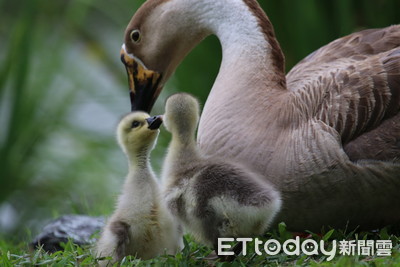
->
[
  {"left": 146, "top": 115, "right": 163, "bottom": 130},
  {"left": 120, "top": 44, "right": 162, "bottom": 112}
]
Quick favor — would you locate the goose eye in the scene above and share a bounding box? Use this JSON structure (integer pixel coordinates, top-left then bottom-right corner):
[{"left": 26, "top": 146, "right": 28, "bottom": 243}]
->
[
  {"left": 130, "top": 30, "right": 141, "bottom": 43},
  {"left": 131, "top": 121, "right": 141, "bottom": 128}
]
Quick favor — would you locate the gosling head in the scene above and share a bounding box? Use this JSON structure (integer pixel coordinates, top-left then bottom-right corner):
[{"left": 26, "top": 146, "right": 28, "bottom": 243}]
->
[
  {"left": 117, "top": 112, "right": 163, "bottom": 157},
  {"left": 164, "top": 93, "right": 200, "bottom": 137}
]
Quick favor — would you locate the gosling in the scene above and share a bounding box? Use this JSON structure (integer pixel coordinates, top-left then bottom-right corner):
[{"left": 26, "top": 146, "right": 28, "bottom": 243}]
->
[
  {"left": 96, "top": 112, "right": 182, "bottom": 265},
  {"left": 162, "top": 93, "right": 282, "bottom": 253}
]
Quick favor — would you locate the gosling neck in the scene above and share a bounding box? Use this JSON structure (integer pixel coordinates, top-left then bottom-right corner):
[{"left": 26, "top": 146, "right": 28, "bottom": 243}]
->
[
  {"left": 125, "top": 148, "right": 152, "bottom": 173},
  {"left": 170, "top": 129, "right": 199, "bottom": 158}
]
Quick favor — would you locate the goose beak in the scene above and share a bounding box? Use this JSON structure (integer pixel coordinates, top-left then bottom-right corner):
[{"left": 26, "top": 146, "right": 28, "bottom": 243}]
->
[
  {"left": 146, "top": 115, "right": 163, "bottom": 130},
  {"left": 120, "top": 45, "right": 162, "bottom": 112}
]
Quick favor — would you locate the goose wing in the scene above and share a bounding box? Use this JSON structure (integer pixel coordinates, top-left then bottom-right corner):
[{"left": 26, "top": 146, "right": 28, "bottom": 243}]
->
[{"left": 286, "top": 25, "right": 400, "bottom": 159}]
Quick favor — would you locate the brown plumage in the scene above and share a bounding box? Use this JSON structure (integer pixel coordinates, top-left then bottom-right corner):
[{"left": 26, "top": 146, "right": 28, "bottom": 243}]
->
[
  {"left": 286, "top": 26, "right": 400, "bottom": 158},
  {"left": 119, "top": 0, "right": 400, "bottom": 232}
]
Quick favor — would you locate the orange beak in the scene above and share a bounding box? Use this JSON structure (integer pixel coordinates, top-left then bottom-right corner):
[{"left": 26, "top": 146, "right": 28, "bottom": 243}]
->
[{"left": 120, "top": 46, "right": 162, "bottom": 112}]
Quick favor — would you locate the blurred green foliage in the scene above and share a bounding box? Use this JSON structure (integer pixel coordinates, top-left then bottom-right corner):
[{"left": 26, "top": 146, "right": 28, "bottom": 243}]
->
[{"left": 0, "top": 0, "right": 399, "bottom": 242}]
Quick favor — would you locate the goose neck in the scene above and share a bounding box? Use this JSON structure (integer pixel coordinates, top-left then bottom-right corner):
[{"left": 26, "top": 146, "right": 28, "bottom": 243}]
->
[
  {"left": 193, "top": 0, "right": 289, "bottom": 158},
  {"left": 195, "top": 0, "right": 287, "bottom": 129},
  {"left": 195, "top": 0, "right": 286, "bottom": 90}
]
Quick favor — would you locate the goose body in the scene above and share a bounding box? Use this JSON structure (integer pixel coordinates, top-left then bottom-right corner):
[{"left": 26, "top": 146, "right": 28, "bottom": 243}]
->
[
  {"left": 96, "top": 112, "right": 182, "bottom": 265},
  {"left": 162, "top": 93, "right": 281, "bottom": 248},
  {"left": 120, "top": 0, "right": 400, "bottom": 231}
]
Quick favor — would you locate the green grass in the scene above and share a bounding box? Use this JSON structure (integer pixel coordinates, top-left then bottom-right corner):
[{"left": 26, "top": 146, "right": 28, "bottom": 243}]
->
[{"left": 1, "top": 224, "right": 399, "bottom": 266}]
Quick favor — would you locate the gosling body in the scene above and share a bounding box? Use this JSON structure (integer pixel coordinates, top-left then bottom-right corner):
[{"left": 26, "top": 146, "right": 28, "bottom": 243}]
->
[
  {"left": 96, "top": 112, "right": 182, "bottom": 265},
  {"left": 162, "top": 93, "right": 282, "bottom": 248}
]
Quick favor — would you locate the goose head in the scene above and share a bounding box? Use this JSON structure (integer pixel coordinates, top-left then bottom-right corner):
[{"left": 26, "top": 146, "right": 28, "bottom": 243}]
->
[
  {"left": 120, "top": 0, "right": 210, "bottom": 112},
  {"left": 164, "top": 93, "right": 200, "bottom": 137},
  {"left": 117, "top": 112, "right": 163, "bottom": 156}
]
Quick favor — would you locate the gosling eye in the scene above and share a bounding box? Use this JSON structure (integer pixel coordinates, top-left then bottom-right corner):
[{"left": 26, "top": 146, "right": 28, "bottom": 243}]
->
[
  {"left": 131, "top": 121, "right": 141, "bottom": 128},
  {"left": 130, "top": 30, "right": 141, "bottom": 43}
]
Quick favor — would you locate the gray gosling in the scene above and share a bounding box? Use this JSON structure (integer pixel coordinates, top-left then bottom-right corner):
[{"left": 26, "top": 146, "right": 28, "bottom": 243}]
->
[
  {"left": 162, "top": 93, "right": 282, "bottom": 253},
  {"left": 96, "top": 112, "right": 182, "bottom": 265}
]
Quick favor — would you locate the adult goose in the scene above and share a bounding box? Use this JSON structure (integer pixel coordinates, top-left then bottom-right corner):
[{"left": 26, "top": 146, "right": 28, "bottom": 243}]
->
[{"left": 120, "top": 0, "right": 400, "bottom": 232}]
